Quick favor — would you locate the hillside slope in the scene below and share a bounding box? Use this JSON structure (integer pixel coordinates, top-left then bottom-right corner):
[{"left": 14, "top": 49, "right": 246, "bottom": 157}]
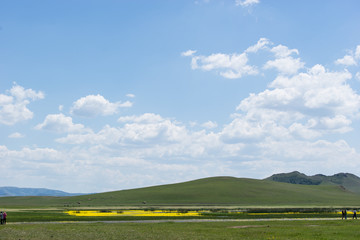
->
[
  {"left": 1, "top": 176, "right": 360, "bottom": 207},
  {"left": 266, "top": 171, "right": 360, "bottom": 194}
]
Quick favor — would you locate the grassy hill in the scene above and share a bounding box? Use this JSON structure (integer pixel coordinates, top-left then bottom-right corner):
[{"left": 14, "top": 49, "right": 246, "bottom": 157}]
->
[
  {"left": 266, "top": 171, "right": 360, "bottom": 194},
  {"left": 1, "top": 176, "right": 360, "bottom": 208}
]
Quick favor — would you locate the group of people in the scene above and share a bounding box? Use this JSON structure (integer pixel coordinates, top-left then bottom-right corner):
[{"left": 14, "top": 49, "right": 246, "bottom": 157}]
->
[
  {"left": 0, "top": 211, "right": 7, "bottom": 225},
  {"left": 342, "top": 209, "right": 357, "bottom": 219}
]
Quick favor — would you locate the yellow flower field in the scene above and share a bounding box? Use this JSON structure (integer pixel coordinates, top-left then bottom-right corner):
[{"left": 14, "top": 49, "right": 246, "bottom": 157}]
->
[{"left": 65, "top": 210, "right": 203, "bottom": 217}]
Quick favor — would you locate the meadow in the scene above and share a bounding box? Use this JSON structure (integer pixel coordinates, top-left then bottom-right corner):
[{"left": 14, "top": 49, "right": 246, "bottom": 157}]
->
[
  {"left": 1, "top": 220, "right": 360, "bottom": 240},
  {"left": 1, "top": 176, "right": 360, "bottom": 239},
  {"left": 0, "top": 207, "right": 350, "bottom": 223}
]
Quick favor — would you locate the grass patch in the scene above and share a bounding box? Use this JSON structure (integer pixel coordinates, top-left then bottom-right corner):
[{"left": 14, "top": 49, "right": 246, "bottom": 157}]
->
[{"left": 1, "top": 220, "right": 360, "bottom": 239}]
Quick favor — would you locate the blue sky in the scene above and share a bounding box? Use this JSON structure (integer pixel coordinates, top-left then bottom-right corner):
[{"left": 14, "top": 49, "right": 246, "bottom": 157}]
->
[{"left": 1, "top": 0, "right": 360, "bottom": 193}]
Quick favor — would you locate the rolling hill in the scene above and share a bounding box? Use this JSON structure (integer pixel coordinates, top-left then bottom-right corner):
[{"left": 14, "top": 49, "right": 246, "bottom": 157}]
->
[
  {"left": 266, "top": 171, "right": 360, "bottom": 194},
  {"left": 1, "top": 176, "right": 360, "bottom": 207}
]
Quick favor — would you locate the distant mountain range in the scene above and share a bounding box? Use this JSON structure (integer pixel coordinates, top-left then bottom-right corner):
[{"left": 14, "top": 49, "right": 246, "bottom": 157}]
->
[
  {"left": 266, "top": 171, "right": 360, "bottom": 194},
  {"left": 0, "top": 186, "right": 85, "bottom": 197}
]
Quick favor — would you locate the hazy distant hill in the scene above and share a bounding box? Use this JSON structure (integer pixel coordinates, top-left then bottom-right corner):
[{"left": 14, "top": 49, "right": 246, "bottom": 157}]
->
[
  {"left": 0, "top": 186, "right": 84, "bottom": 197},
  {"left": 266, "top": 171, "right": 360, "bottom": 194}
]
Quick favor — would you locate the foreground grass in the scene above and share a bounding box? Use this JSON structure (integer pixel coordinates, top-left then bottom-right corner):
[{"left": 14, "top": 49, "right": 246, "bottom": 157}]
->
[{"left": 0, "top": 220, "right": 359, "bottom": 240}]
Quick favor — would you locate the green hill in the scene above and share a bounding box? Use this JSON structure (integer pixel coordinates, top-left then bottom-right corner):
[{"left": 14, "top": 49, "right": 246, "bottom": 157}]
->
[
  {"left": 1, "top": 176, "right": 360, "bottom": 208},
  {"left": 266, "top": 171, "right": 360, "bottom": 194}
]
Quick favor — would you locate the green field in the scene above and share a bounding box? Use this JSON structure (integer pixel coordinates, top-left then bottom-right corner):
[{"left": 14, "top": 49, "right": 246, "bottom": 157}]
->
[
  {"left": 0, "top": 208, "right": 349, "bottom": 223},
  {"left": 1, "top": 177, "right": 360, "bottom": 208},
  {"left": 1, "top": 177, "right": 360, "bottom": 239},
  {"left": 1, "top": 220, "right": 360, "bottom": 240}
]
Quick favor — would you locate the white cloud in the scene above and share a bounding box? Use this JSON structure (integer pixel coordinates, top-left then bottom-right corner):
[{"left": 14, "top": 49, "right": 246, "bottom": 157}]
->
[
  {"left": 245, "top": 38, "right": 270, "bottom": 53},
  {"left": 118, "top": 113, "right": 164, "bottom": 123},
  {"left": 319, "top": 115, "right": 352, "bottom": 133},
  {"left": 126, "top": 93, "right": 136, "bottom": 98},
  {"left": 8, "top": 132, "right": 25, "bottom": 138},
  {"left": 182, "top": 39, "right": 275, "bottom": 79},
  {"left": 356, "top": 72, "right": 360, "bottom": 81},
  {"left": 184, "top": 39, "right": 305, "bottom": 79},
  {"left": 0, "top": 84, "right": 44, "bottom": 125},
  {"left": 201, "top": 121, "right": 218, "bottom": 129},
  {"left": 187, "top": 52, "right": 258, "bottom": 79},
  {"left": 236, "top": 0, "right": 260, "bottom": 7},
  {"left": 355, "top": 45, "right": 360, "bottom": 59},
  {"left": 9, "top": 84, "right": 45, "bottom": 101},
  {"left": 70, "top": 94, "right": 132, "bottom": 117},
  {"left": 3, "top": 41, "right": 360, "bottom": 193},
  {"left": 227, "top": 63, "right": 360, "bottom": 143},
  {"left": 264, "top": 57, "right": 305, "bottom": 75},
  {"left": 335, "top": 55, "right": 357, "bottom": 66},
  {"left": 264, "top": 45, "right": 304, "bottom": 75},
  {"left": 35, "top": 113, "right": 88, "bottom": 133},
  {"left": 270, "top": 44, "right": 299, "bottom": 58},
  {"left": 335, "top": 45, "right": 360, "bottom": 66},
  {"left": 58, "top": 113, "right": 187, "bottom": 145},
  {"left": 181, "top": 50, "right": 197, "bottom": 57}
]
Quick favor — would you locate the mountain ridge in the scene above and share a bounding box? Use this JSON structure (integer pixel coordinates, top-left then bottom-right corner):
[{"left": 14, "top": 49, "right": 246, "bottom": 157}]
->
[
  {"left": 0, "top": 186, "right": 85, "bottom": 197},
  {"left": 266, "top": 171, "right": 360, "bottom": 194}
]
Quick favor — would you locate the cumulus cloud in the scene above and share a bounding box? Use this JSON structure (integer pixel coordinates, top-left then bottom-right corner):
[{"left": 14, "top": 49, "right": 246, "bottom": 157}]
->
[
  {"left": 4, "top": 41, "right": 360, "bottom": 192},
  {"left": 8, "top": 132, "right": 25, "bottom": 138},
  {"left": 181, "top": 50, "right": 197, "bottom": 57},
  {"left": 335, "top": 45, "right": 360, "bottom": 66},
  {"left": 70, "top": 94, "right": 132, "bottom": 117},
  {"left": 335, "top": 55, "right": 357, "bottom": 66},
  {"left": 192, "top": 52, "right": 257, "bottom": 79},
  {"left": 58, "top": 113, "right": 187, "bottom": 145},
  {"left": 236, "top": 0, "right": 260, "bottom": 7},
  {"left": 118, "top": 113, "right": 164, "bottom": 123},
  {"left": 226, "top": 63, "right": 360, "bottom": 144},
  {"left": 245, "top": 38, "right": 270, "bottom": 53},
  {"left": 264, "top": 45, "right": 305, "bottom": 75},
  {"left": 35, "top": 113, "right": 88, "bottom": 133},
  {"left": 356, "top": 45, "right": 360, "bottom": 59},
  {"left": 56, "top": 113, "right": 233, "bottom": 164},
  {"left": 182, "top": 39, "right": 272, "bottom": 79},
  {"left": 182, "top": 38, "right": 305, "bottom": 78},
  {"left": 0, "top": 84, "right": 44, "bottom": 125},
  {"left": 201, "top": 121, "right": 218, "bottom": 129}
]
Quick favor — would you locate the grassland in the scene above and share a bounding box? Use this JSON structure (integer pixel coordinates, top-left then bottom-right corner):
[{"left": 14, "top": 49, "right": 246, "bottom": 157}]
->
[
  {"left": 1, "top": 177, "right": 360, "bottom": 239},
  {"left": 1, "top": 208, "right": 348, "bottom": 223},
  {"left": 1, "top": 220, "right": 360, "bottom": 240},
  {"left": 1, "top": 177, "right": 360, "bottom": 208}
]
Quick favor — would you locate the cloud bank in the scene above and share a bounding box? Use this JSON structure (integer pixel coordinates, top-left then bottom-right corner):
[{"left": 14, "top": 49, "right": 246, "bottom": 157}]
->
[{"left": 2, "top": 39, "right": 360, "bottom": 192}]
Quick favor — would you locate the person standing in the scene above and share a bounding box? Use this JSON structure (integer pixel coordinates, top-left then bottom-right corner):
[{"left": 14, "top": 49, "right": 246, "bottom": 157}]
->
[
  {"left": 2, "top": 212, "right": 6, "bottom": 224},
  {"left": 0, "top": 211, "right": 3, "bottom": 225},
  {"left": 353, "top": 210, "right": 357, "bottom": 219},
  {"left": 345, "top": 209, "right": 348, "bottom": 219}
]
